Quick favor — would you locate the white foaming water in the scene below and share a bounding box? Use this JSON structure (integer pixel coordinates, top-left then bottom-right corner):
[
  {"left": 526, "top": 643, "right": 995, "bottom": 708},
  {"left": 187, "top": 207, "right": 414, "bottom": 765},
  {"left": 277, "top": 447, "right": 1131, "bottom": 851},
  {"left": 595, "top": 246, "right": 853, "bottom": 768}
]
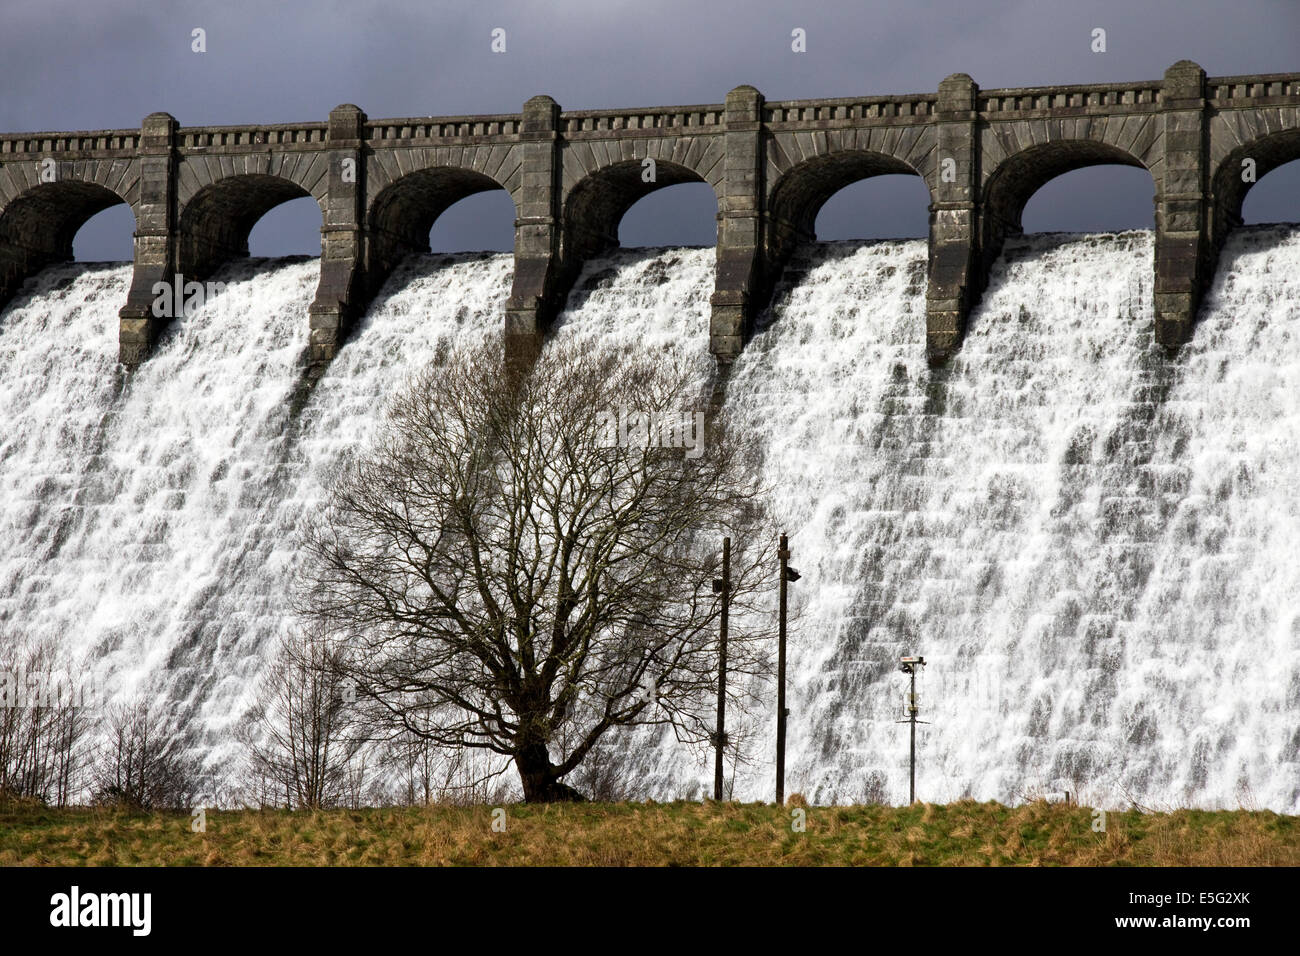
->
[
  {"left": 0, "top": 252, "right": 511, "bottom": 778},
  {"left": 551, "top": 246, "right": 714, "bottom": 367},
  {"left": 708, "top": 228, "right": 1300, "bottom": 810},
  {"left": 2, "top": 232, "right": 1298, "bottom": 810},
  {"left": 1131, "top": 226, "right": 1300, "bottom": 811}
]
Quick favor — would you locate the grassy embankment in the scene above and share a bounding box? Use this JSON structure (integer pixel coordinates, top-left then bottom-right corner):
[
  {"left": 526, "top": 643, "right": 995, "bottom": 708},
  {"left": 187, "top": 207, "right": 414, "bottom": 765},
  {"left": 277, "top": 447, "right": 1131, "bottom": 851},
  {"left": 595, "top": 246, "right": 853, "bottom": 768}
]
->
[{"left": 2, "top": 796, "right": 1296, "bottom": 866}]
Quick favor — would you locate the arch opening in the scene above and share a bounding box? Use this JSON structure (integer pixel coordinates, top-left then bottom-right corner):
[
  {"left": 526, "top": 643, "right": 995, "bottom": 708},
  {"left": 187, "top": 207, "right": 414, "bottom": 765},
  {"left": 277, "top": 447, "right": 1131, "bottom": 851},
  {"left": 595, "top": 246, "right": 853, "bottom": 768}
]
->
[
  {"left": 1021, "top": 165, "right": 1155, "bottom": 234},
  {"left": 367, "top": 166, "right": 513, "bottom": 291},
  {"left": 0, "top": 180, "right": 135, "bottom": 309},
  {"left": 763, "top": 151, "right": 929, "bottom": 301},
  {"left": 983, "top": 141, "right": 1150, "bottom": 239},
  {"left": 769, "top": 152, "right": 924, "bottom": 244},
  {"left": 981, "top": 141, "right": 1153, "bottom": 276},
  {"left": 178, "top": 174, "right": 318, "bottom": 281},
  {"left": 562, "top": 159, "right": 711, "bottom": 272}
]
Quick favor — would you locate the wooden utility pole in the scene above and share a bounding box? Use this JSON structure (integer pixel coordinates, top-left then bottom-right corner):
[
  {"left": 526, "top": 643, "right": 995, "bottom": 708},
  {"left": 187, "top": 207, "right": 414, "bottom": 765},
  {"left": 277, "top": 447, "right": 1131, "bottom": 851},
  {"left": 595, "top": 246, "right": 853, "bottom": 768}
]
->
[
  {"left": 776, "top": 533, "right": 791, "bottom": 805},
  {"left": 713, "top": 537, "right": 730, "bottom": 801}
]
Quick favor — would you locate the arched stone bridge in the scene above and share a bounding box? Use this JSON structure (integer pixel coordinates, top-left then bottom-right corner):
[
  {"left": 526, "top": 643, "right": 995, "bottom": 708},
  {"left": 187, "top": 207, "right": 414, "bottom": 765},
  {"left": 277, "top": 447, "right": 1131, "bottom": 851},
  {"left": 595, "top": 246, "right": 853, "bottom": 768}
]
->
[{"left": 1, "top": 60, "right": 1297, "bottom": 367}]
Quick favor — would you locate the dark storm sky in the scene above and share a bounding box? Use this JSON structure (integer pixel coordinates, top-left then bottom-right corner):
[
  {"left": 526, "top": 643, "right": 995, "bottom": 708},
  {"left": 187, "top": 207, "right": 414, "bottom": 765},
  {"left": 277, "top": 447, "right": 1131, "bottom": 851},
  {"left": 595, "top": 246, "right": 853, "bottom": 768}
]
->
[{"left": 4, "top": 0, "right": 1298, "bottom": 259}]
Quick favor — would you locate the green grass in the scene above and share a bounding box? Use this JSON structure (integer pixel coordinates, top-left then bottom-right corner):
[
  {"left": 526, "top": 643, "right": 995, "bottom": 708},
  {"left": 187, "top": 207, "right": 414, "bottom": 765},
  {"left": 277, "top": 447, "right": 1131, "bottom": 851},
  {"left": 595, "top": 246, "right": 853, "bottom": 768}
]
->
[{"left": 1, "top": 797, "right": 1295, "bottom": 866}]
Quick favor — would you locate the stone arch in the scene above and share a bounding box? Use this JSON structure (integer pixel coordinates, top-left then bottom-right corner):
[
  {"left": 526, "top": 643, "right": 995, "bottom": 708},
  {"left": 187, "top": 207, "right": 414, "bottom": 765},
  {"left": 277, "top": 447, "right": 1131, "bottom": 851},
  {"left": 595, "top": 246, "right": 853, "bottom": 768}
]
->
[
  {"left": 365, "top": 165, "right": 517, "bottom": 296},
  {"left": 979, "top": 139, "right": 1154, "bottom": 276},
  {"left": 1210, "top": 126, "right": 1300, "bottom": 247},
  {"left": 764, "top": 149, "right": 934, "bottom": 290},
  {"left": 177, "top": 173, "right": 323, "bottom": 281},
  {"left": 0, "top": 174, "right": 138, "bottom": 312},
  {"left": 560, "top": 156, "right": 721, "bottom": 276}
]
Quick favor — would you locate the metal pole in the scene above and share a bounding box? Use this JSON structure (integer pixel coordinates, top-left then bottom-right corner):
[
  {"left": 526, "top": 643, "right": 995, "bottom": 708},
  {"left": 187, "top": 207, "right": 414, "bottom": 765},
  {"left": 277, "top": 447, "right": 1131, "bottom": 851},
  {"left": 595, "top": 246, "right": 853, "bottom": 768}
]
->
[
  {"left": 897, "top": 656, "right": 925, "bottom": 804},
  {"left": 776, "top": 533, "right": 789, "bottom": 805},
  {"left": 713, "top": 536, "right": 730, "bottom": 801}
]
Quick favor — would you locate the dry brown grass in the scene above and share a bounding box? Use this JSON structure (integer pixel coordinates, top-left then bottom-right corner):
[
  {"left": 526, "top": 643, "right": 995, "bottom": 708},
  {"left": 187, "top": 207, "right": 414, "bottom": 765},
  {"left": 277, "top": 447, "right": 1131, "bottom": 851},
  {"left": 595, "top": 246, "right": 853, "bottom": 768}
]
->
[{"left": 0, "top": 797, "right": 1294, "bottom": 866}]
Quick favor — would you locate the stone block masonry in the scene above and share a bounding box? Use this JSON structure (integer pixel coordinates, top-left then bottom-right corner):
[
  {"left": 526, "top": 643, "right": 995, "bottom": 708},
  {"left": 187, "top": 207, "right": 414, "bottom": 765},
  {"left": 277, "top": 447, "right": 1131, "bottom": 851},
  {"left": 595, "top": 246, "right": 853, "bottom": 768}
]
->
[{"left": 0, "top": 61, "right": 1296, "bottom": 368}]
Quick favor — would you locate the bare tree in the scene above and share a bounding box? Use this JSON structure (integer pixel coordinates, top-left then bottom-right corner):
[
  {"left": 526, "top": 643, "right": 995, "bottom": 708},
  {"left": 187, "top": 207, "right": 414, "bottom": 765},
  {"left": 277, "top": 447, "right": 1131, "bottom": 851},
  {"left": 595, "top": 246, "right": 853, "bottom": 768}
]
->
[
  {"left": 240, "top": 628, "right": 363, "bottom": 810},
  {"left": 300, "top": 335, "right": 774, "bottom": 801},
  {"left": 92, "top": 698, "right": 198, "bottom": 811},
  {"left": 0, "top": 637, "right": 95, "bottom": 806}
]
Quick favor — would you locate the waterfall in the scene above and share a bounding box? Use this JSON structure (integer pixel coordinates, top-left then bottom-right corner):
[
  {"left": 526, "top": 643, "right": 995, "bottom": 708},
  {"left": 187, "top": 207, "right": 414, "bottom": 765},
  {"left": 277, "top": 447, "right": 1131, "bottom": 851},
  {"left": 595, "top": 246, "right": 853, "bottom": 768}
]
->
[
  {"left": 1, "top": 227, "right": 1297, "bottom": 810},
  {"left": 0, "top": 253, "right": 511, "bottom": 776},
  {"left": 719, "top": 228, "right": 1299, "bottom": 809}
]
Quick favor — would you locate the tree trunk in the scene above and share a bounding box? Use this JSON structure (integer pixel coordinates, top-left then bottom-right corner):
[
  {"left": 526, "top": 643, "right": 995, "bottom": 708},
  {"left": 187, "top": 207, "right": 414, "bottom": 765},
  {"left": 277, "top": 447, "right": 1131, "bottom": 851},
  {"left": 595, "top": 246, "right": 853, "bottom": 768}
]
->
[{"left": 515, "top": 742, "right": 585, "bottom": 803}]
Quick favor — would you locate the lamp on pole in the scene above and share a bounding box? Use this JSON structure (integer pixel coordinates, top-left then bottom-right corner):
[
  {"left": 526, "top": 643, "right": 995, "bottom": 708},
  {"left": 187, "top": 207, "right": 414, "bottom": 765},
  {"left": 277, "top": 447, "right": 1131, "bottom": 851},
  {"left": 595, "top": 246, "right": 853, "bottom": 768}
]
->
[
  {"left": 897, "top": 655, "right": 927, "bottom": 804},
  {"left": 775, "top": 533, "right": 800, "bottom": 805},
  {"left": 711, "top": 536, "right": 730, "bottom": 801}
]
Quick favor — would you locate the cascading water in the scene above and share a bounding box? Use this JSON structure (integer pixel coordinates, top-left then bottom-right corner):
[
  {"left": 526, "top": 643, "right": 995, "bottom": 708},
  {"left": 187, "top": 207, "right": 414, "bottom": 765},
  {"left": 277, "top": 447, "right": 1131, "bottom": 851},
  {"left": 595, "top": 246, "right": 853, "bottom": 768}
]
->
[
  {"left": 0, "top": 252, "right": 512, "bottom": 780},
  {"left": 710, "top": 228, "right": 1300, "bottom": 810},
  {"left": 721, "top": 232, "right": 1173, "bottom": 806},
  {"left": 1, "top": 227, "right": 1297, "bottom": 810}
]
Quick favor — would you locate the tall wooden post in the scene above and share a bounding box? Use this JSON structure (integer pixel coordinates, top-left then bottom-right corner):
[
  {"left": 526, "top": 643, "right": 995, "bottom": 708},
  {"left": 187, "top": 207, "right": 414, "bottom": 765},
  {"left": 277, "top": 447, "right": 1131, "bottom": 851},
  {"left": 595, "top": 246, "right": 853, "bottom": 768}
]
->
[{"left": 776, "top": 532, "right": 790, "bottom": 805}]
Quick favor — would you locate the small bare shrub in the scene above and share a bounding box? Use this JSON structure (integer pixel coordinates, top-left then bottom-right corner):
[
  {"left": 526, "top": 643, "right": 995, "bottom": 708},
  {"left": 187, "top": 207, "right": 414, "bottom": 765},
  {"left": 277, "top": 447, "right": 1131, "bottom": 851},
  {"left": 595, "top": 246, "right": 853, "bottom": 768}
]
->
[
  {"left": 92, "top": 698, "right": 198, "bottom": 810},
  {"left": 239, "top": 629, "right": 363, "bottom": 810}
]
